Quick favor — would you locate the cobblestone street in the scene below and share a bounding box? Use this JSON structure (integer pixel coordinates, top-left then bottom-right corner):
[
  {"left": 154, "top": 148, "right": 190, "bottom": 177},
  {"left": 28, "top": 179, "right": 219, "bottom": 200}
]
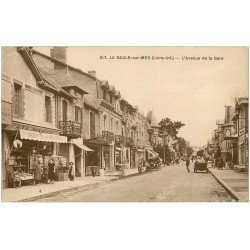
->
[{"left": 38, "top": 162, "right": 234, "bottom": 202}]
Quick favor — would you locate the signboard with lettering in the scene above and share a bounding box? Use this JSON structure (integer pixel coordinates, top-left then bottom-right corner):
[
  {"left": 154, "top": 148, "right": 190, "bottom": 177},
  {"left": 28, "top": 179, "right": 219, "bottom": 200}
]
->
[
  {"left": 20, "top": 129, "right": 67, "bottom": 143},
  {"left": 2, "top": 101, "right": 12, "bottom": 125}
]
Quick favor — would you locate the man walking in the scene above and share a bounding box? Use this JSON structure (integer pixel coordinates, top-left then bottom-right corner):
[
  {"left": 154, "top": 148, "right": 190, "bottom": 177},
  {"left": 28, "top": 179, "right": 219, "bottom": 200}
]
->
[{"left": 186, "top": 158, "right": 190, "bottom": 172}]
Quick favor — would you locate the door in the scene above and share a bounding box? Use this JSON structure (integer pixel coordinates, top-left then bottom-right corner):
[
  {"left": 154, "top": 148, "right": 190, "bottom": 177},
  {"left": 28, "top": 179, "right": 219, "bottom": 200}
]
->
[
  {"left": 74, "top": 145, "right": 82, "bottom": 177},
  {"left": 103, "top": 146, "right": 111, "bottom": 171}
]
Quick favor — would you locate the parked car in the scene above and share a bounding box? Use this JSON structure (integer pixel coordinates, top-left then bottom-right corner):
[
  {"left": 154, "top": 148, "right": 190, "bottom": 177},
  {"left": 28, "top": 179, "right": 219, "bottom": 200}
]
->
[{"left": 146, "top": 158, "right": 161, "bottom": 171}]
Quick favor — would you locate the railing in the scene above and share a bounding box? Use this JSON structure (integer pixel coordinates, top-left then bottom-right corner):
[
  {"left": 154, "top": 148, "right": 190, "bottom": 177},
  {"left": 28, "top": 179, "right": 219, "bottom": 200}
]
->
[
  {"left": 115, "top": 135, "right": 126, "bottom": 145},
  {"left": 101, "top": 131, "right": 115, "bottom": 142},
  {"left": 125, "top": 137, "right": 134, "bottom": 146},
  {"left": 59, "top": 121, "right": 81, "bottom": 138}
]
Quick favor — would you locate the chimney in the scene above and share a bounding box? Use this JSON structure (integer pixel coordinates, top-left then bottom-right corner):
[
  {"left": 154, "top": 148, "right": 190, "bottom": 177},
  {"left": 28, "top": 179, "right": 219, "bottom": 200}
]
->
[
  {"left": 88, "top": 70, "right": 96, "bottom": 77},
  {"left": 50, "top": 47, "right": 67, "bottom": 69}
]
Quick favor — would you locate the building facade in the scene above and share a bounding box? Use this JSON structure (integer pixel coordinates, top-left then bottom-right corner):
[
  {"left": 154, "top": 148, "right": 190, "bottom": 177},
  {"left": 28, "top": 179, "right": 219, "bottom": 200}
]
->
[{"left": 2, "top": 47, "right": 72, "bottom": 188}]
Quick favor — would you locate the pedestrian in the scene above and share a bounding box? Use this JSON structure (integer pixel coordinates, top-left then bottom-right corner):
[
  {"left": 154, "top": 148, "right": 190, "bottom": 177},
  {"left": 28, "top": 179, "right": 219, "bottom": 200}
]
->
[
  {"left": 186, "top": 158, "right": 190, "bottom": 172},
  {"left": 68, "top": 162, "right": 75, "bottom": 181},
  {"left": 33, "top": 161, "right": 42, "bottom": 185},
  {"left": 48, "top": 158, "right": 55, "bottom": 184},
  {"left": 90, "top": 159, "right": 96, "bottom": 177}
]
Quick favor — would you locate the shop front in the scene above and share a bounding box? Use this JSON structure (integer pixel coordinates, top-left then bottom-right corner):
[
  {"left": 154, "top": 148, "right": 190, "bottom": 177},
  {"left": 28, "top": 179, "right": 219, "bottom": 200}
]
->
[
  {"left": 238, "top": 130, "right": 248, "bottom": 167},
  {"left": 135, "top": 148, "right": 145, "bottom": 168},
  {"left": 115, "top": 146, "right": 122, "bottom": 165},
  {"left": 2, "top": 127, "right": 68, "bottom": 188}
]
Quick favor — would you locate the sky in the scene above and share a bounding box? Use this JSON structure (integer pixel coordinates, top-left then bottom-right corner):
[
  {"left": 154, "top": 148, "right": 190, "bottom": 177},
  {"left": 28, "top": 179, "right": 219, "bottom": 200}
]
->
[{"left": 35, "top": 47, "right": 248, "bottom": 147}]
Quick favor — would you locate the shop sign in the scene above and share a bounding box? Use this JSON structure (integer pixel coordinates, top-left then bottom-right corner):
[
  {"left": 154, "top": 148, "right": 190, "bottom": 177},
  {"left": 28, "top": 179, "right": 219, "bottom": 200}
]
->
[
  {"left": 20, "top": 129, "right": 67, "bottom": 143},
  {"left": 2, "top": 101, "right": 12, "bottom": 125}
]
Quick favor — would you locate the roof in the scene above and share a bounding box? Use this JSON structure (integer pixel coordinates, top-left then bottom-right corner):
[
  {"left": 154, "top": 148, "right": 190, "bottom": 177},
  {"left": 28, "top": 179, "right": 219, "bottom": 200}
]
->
[
  {"left": 37, "top": 68, "right": 89, "bottom": 95},
  {"left": 31, "top": 49, "right": 96, "bottom": 80},
  {"left": 17, "top": 47, "right": 43, "bottom": 82},
  {"left": 84, "top": 100, "right": 100, "bottom": 113},
  {"left": 109, "top": 85, "right": 116, "bottom": 94},
  {"left": 39, "top": 71, "right": 76, "bottom": 99},
  {"left": 146, "top": 110, "right": 159, "bottom": 127},
  {"left": 18, "top": 47, "right": 74, "bottom": 99}
]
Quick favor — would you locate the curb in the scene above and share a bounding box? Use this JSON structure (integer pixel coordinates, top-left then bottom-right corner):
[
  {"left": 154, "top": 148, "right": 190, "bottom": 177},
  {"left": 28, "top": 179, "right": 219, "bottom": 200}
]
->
[
  {"left": 19, "top": 177, "right": 117, "bottom": 202},
  {"left": 208, "top": 169, "right": 239, "bottom": 202},
  {"left": 19, "top": 169, "right": 159, "bottom": 201}
]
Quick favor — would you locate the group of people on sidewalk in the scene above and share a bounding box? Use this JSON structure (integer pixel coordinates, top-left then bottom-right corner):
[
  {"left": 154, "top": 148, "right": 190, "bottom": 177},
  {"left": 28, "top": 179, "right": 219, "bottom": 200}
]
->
[{"left": 10, "top": 158, "right": 76, "bottom": 188}]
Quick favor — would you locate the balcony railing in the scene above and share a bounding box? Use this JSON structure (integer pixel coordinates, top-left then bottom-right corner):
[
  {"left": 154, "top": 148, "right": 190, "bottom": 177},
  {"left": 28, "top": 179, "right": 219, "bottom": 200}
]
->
[
  {"left": 59, "top": 121, "right": 81, "bottom": 138},
  {"left": 115, "top": 135, "right": 126, "bottom": 145},
  {"left": 100, "top": 131, "right": 115, "bottom": 142},
  {"left": 125, "top": 137, "right": 134, "bottom": 146}
]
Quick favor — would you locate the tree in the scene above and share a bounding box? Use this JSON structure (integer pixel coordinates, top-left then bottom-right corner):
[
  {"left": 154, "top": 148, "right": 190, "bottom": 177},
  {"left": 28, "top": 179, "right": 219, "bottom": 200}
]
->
[
  {"left": 158, "top": 118, "right": 185, "bottom": 140},
  {"left": 158, "top": 118, "right": 185, "bottom": 164},
  {"left": 177, "top": 137, "right": 193, "bottom": 158}
]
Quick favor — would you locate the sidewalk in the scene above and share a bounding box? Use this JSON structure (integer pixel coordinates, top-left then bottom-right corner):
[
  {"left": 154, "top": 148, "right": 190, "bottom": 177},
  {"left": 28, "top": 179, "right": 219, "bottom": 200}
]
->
[
  {"left": 209, "top": 168, "right": 249, "bottom": 202},
  {"left": 1, "top": 168, "right": 139, "bottom": 202}
]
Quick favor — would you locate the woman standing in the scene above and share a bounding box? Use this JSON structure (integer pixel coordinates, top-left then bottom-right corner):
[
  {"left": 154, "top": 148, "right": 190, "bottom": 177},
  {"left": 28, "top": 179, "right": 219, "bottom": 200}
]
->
[
  {"left": 48, "top": 158, "right": 55, "bottom": 184},
  {"left": 68, "top": 162, "right": 75, "bottom": 181}
]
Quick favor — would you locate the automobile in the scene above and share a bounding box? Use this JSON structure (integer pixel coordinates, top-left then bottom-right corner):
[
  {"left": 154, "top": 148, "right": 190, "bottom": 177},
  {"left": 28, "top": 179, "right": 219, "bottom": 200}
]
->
[
  {"left": 146, "top": 158, "right": 161, "bottom": 171},
  {"left": 194, "top": 161, "right": 208, "bottom": 173}
]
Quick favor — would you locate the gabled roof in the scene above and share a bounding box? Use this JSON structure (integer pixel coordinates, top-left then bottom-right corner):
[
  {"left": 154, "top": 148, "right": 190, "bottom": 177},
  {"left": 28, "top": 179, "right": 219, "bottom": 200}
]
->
[
  {"left": 17, "top": 47, "right": 74, "bottom": 99},
  {"left": 17, "top": 47, "right": 44, "bottom": 82}
]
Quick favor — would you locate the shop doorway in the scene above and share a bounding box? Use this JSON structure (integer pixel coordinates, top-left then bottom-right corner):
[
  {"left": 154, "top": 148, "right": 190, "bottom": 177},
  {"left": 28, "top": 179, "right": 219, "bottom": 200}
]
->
[
  {"left": 103, "top": 146, "right": 111, "bottom": 171},
  {"left": 74, "top": 145, "right": 82, "bottom": 177}
]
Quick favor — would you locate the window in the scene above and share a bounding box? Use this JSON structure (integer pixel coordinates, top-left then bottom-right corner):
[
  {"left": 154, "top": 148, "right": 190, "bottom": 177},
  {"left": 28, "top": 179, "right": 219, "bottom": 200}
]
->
[
  {"left": 75, "top": 106, "right": 82, "bottom": 123},
  {"left": 115, "top": 121, "right": 119, "bottom": 134},
  {"left": 62, "top": 100, "right": 68, "bottom": 121},
  {"left": 13, "top": 82, "right": 23, "bottom": 116},
  {"left": 104, "top": 115, "right": 107, "bottom": 131},
  {"left": 45, "top": 96, "right": 52, "bottom": 123},
  {"left": 240, "top": 120, "right": 244, "bottom": 129},
  {"left": 90, "top": 112, "right": 96, "bottom": 138},
  {"left": 110, "top": 118, "right": 113, "bottom": 132}
]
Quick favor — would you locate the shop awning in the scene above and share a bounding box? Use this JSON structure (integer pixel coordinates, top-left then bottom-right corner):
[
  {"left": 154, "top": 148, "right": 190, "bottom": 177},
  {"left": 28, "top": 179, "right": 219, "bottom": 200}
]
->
[
  {"left": 146, "top": 149, "right": 158, "bottom": 158},
  {"left": 71, "top": 138, "right": 93, "bottom": 151},
  {"left": 20, "top": 129, "right": 67, "bottom": 143}
]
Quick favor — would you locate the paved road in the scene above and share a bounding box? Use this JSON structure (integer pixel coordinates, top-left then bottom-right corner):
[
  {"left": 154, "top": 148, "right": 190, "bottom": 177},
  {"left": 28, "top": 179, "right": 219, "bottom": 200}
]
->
[{"left": 38, "top": 162, "right": 235, "bottom": 202}]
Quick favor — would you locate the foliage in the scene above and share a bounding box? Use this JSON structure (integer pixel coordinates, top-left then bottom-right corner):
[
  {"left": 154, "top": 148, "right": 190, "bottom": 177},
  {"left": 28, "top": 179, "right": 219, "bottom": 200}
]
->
[
  {"left": 158, "top": 118, "right": 185, "bottom": 140},
  {"left": 153, "top": 144, "right": 172, "bottom": 163},
  {"left": 197, "top": 149, "right": 204, "bottom": 157},
  {"left": 177, "top": 137, "right": 194, "bottom": 157}
]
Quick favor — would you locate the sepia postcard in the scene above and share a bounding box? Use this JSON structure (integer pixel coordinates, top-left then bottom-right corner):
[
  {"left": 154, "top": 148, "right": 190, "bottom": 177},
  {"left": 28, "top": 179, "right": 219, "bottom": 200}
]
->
[{"left": 1, "top": 46, "right": 249, "bottom": 202}]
